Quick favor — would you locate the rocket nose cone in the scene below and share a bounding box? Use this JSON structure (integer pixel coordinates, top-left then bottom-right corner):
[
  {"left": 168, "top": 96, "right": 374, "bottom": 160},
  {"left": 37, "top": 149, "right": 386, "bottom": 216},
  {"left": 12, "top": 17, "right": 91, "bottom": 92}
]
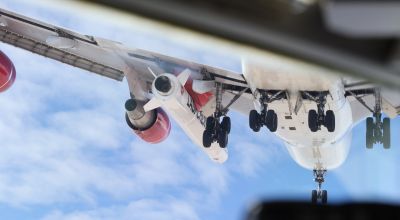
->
[{"left": 155, "top": 75, "right": 172, "bottom": 94}]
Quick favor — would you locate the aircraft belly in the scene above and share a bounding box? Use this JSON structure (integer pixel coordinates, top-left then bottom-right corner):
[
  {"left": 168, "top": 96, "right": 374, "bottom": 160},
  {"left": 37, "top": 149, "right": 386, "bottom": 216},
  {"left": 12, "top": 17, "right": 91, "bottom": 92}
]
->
[
  {"left": 275, "top": 97, "right": 353, "bottom": 170},
  {"left": 285, "top": 131, "right": 352, "bottom": 170}
]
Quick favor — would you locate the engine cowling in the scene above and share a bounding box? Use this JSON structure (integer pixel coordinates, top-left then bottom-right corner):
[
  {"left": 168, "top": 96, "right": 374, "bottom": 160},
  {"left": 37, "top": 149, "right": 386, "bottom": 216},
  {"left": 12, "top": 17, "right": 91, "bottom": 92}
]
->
[
  {"left": 125, "top": 99, "right": 171, "bottom": 144},
  {"left": 0, "top": 51, "right": 16, "bottom": 93}
]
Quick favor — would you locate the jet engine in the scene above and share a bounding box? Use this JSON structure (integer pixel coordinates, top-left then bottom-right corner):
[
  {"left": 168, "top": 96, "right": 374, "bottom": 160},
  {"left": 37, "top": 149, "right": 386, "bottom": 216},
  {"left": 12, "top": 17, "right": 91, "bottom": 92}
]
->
[
  {"left": 125, "top": 98, "right": 171, "bottom": 144},
  {"left": 0, "top": 51, "right": 16, "bottom": 92}
]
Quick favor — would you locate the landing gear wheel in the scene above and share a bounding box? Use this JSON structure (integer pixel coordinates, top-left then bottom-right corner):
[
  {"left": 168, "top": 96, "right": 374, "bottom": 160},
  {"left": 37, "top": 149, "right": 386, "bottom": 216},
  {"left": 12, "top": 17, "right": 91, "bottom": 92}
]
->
[
  {"left": 202, "top": 129, "right": 213, "bottom": 148},
  {"left": 383, "top": 118, "right": 391, "bottom": 149},
  {"left": 308, "top": 110, "right": 318, "bottom": 132},
  {"left": 206, "top": 116, "right": 215, "bottom": 131},
  {"left": 249, "top": 110, "right": 260, "bottom": 132},
  {"left": 311, "top": 190, "right": 317, "bottom": 204},
  {"left": 221, "top": 117, "right": 231, "bottom": 134},
  {"left": 218, "top": 129, "right": 228, "bottom": 148},
  {"left": 322, "top": 190, "right": 328, "bottom": 204},
  {"left": 325, "top": 110, "right": 335, "bottom": 132},
  {"left": 366, "top": 117, "right": 374, "bottom": 149},
  {"left": 266, "top": 110, "right": 278, "bottom": 132}
]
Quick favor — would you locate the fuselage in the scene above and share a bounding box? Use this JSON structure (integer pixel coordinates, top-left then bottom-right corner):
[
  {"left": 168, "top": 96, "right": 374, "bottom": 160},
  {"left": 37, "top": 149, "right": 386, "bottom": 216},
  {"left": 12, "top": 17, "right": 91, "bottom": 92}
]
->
[{"left": 243, "top": 59, "right": 353, "bottom": 170}]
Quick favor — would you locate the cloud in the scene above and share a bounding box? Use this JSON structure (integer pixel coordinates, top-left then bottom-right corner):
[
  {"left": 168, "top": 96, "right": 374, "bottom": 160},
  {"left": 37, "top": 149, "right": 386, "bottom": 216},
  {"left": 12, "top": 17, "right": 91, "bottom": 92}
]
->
[
  {"left": 42, "top": 199, "right": 200, "bottom": 220},
  {"left": 0, "top": 0, "right": 288, "bottom": 219}
]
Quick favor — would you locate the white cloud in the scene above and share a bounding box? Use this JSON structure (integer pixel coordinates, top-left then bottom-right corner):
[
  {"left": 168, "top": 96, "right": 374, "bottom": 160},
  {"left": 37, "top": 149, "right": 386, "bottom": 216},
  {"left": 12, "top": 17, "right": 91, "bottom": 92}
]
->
[
  {"left": 0, "top": 0, "right": 287, "bottom": 219},
  {"left": 42, "top": 199, "right": 200, "bottom": 220}
]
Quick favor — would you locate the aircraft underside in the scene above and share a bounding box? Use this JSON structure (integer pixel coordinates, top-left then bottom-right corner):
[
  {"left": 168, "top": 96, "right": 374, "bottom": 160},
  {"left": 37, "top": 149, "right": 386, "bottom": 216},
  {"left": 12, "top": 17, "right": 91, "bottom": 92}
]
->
[{"left": 0, "top": 7, "right": 397, "bottom": 205}]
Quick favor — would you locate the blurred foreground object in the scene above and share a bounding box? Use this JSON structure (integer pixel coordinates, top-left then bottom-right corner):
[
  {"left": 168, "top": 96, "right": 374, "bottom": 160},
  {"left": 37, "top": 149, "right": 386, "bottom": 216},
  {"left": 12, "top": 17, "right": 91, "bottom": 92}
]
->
[
  {"left": 85, "top": 0, "right": 400, "bottom": 88},
  {"left": 246, "top": 201, "right": 400, "bottom": 220}
]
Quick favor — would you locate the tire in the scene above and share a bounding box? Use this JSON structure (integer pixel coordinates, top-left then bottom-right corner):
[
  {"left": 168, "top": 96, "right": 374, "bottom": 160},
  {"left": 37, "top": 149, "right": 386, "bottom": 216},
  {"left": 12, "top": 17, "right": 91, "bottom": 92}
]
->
[
  {"left": 218, "top": 129, "right": 228, "bottom": 148},
  {"left": 202, "top": 129, "right": 213, "bottom": 148},
  {"left": 272, "top": 112, "right": 278, "bottom": 132},
  {"left": 325, "top": 110, "right": 335, "bottom": 132},
  {"left": 322, "top": 190, "right": 328, "bottom": 204},
  {"left": 249, "top": 110, "right": 260, "bottom": 132},
  {"left": 206, "top": 116, "right": 215, "bottom": 131},
  {"left": 308, "top": 110, "right": 318, "bottom": 132},
  {"left": 366, "top": 117, "right": 374, "bottom": 149},
  {"left": 311, "top": 190, "right": 318, "bottom": 204},
  {"left": 221, "top": 117, "right": 231, "bottom": 134},
  {"left": 383, "top": 118, "right": 391, "bottom": 149},
  {"left": 266, "top": 110, "right": 278, "bottom": 132}
]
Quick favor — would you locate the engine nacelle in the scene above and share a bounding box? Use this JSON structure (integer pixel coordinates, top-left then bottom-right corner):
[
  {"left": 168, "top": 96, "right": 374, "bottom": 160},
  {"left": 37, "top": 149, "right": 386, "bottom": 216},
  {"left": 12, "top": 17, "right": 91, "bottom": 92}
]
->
[
  {"left": 125, "top": 99, "right": 171, "bottom": 144},
  {"left": 0, "top": 51, "right": 16, "bottom": 93}
]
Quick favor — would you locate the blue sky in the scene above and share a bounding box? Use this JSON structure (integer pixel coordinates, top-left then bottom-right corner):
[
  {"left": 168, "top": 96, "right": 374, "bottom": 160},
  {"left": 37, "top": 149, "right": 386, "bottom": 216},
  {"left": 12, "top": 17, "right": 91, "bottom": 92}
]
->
[{"left": 0, "top": 0, "right": 399, "bottom": 219}]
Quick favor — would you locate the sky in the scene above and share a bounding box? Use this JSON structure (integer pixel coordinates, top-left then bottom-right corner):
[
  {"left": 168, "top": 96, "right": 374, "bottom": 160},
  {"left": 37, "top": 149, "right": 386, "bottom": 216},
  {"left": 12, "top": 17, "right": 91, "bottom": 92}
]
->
[{"left": 0, "top": 0, "right": 399, "bottom": 220}]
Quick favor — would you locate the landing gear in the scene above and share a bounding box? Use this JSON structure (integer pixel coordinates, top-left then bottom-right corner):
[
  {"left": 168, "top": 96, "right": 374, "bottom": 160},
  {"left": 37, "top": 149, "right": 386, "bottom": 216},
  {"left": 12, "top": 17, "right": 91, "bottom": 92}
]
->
[
  {"left": 249, "top": 110, "right": 261, "bottom": 132},
  {"left": 365, "top": 113, "right": 391, "bottom": 149},
  {"left": 364, "top": 88, "right": 391, "bottom": 149},
  {"left": 202, "top": 115, "right": 230, "bottom": 148},
  {"left": 249, "top": 91, "right": 283, "bottom": 133},
  {"left": 311, "top": 169, "right": 328, "bottom": 204},
  {"left": 347, "top": 87, "right": 392, "bottom": 149},
  {"left": 249, "top": 109, "right": 278, "bottom": 132},
  {"left": 202, "top": 83, "right": 231, "bottom": 148},
  {"left": 304, "top": 92, "right": 335, "bottom": 132}
]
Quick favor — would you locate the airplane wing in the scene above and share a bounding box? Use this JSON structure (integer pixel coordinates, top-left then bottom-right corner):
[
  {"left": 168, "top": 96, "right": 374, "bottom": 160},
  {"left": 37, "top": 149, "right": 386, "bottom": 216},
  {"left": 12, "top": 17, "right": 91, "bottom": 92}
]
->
[
  {"left": 0, "top": 7, "right": 253, "bottom": 114},
  {"left": 344, "top": 78, "right": 400, "bottom": 123},
  {"left": 0, "top": 8, "right": 127, "bottom": 81},
  {"left": 124, "top": 48, "right": 253, "bottom": 113}
]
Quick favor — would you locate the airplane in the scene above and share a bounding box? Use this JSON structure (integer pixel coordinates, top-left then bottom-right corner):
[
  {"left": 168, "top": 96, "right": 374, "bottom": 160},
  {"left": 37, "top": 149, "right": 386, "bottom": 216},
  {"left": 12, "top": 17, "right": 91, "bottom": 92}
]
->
[{"left": 0, "top": 7, "right": 399, "bottom": 205}]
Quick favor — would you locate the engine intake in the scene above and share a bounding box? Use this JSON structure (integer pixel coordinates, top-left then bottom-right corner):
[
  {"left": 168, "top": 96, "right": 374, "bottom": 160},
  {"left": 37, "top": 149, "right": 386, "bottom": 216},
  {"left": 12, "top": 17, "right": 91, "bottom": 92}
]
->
[{"left": 154, "top": 75, "right": 172, "bottom": 95}]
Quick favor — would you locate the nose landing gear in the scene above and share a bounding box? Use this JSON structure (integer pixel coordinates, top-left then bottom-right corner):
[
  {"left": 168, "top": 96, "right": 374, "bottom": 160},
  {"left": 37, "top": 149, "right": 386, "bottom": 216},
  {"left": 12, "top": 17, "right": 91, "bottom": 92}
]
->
[{"left": 311, "top": 169, "right": 328, "bottom": 204}]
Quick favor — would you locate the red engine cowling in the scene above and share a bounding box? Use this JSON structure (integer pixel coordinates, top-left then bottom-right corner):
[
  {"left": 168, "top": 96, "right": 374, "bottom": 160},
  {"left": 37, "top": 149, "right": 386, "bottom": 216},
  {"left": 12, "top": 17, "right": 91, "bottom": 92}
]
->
[
  {"left": 0, "top": 51, "right": 16, "bottom": 93},
  {"left": 126, "top": 106, "right": 171, "bottom": 144}
]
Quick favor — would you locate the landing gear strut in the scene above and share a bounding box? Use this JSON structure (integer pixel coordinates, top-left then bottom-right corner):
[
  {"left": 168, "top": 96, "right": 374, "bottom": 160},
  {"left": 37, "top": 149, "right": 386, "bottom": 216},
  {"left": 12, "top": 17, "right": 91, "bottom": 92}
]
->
[
  {"left": 249, "top": 91, "right": 283, "bottom": 133},
  {"left": 202, "top": 83, "right": 231, "bottom": 148},
  {"left": 366, "top": 88, "right": 391, "bottom": 149},
  {"left": 347, "top": 87, "right": 391, "bottom": 149},
  {"left": 311, "top": 169, "right": 328, "bottom": 204},
  {"left": 304, "top": 92, "right": 335, "bottom": 132}
]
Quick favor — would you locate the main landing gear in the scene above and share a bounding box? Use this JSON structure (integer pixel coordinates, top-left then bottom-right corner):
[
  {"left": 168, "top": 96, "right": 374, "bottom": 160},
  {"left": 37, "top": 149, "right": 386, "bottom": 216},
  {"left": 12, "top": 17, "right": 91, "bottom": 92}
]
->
[
  {"left": 249, "top": 109, "right": 277, "bottom": 132},
  {"left": 366, "top": 114, "right": 391, "bottom": 149},
  {"left": 202, "top": 83, "right": 231, "bottom": 148},
  {"left": 311, "top": 169, "right": 328, "bottom": 204},
  {"left": 303, "top": 92, "right": 335, "bottom": 133},
  {"left": 249, "top": 91, "right": 284, "bottom": 133},
  {"left": 366, "top": 88, "right": 391, "bottom": 149},
  {"left": 347, "top": 87, "right": 391, "bottom": 149},
  {"left": 202, "top": 115, "right": 231, "bottom": 148}
]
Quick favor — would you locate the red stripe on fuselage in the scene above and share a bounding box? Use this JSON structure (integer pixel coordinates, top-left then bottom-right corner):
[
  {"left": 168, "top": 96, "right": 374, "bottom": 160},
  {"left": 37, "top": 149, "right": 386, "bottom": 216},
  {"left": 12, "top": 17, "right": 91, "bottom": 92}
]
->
[{"left": 184, "top": 79, "right": 212, "bottom": 111}]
